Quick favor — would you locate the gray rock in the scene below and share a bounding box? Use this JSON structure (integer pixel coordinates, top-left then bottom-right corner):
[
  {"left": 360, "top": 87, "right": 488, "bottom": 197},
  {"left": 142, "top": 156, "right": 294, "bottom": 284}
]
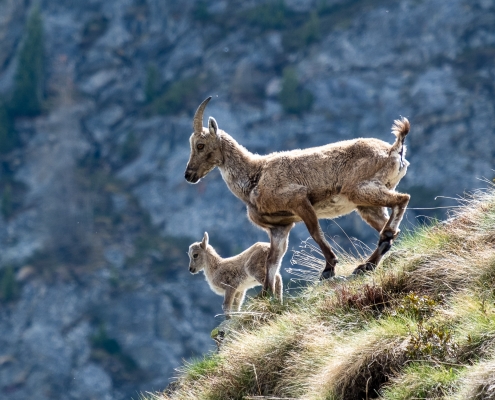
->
[
  {"left": 70, "top": 364, "right": 112, "bottom": 399},
  {"left": 85, "top": 104, "right": 125, "bottom": 142},
  {"left": 79, "top": 69, "right": 118, "bottom": 95}
]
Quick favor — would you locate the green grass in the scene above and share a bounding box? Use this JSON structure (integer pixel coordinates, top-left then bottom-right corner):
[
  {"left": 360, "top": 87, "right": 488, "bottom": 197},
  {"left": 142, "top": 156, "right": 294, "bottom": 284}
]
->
[
  {"left": 146, "top": 186, "right": 495, "bottom": 399},
  {"left": 181, "top": 353, "right": 222, "bottom": 381},
  {"left": 381, "top": 363, "right": 463, "bottom": 400}
]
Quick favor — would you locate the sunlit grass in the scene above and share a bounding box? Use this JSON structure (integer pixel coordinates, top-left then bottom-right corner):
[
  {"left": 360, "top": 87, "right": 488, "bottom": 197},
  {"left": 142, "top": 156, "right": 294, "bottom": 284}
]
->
[
  {"left": 148, "top": 186, "right": 495, "bottom": 400},
  {"left": 381, "top": 363, "right": 463, "bottom": 400}
]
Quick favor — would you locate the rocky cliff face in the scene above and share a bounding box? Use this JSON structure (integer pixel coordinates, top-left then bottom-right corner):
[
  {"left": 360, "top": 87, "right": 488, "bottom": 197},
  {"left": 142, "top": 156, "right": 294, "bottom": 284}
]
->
[{"left": 0, "top": 0, "right": 494, "bottom": 399}]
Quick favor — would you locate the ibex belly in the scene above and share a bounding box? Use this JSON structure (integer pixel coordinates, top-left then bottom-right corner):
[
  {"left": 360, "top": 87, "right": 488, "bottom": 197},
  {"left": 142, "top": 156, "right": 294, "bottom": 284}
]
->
[{"left": 314, "top": 195, "right": 356, "bottom": 219}]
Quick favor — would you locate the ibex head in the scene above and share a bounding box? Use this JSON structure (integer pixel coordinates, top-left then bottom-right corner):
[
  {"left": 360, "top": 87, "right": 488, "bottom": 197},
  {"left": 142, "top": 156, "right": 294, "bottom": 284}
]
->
[
  {"left": 188, "top": 232, "right": 209, "bottom": 273},
  {"left": 184, "top": 97, "right": 223, "bottom": 183}
]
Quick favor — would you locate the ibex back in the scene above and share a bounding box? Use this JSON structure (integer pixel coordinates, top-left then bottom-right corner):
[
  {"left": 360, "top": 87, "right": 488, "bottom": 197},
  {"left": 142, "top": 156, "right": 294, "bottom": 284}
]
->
[{"left": 185, "top": 97, "right": 411, "bottom": 295}]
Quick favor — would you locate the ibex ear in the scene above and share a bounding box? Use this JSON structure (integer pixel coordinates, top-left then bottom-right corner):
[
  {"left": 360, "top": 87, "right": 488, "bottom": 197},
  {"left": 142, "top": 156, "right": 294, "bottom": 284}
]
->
[
  {"left": 200, "top": 232, "right": 209, "bottom": 249},
  {"left": 208, "top": 117, "right": 218, "bottom": 137}
]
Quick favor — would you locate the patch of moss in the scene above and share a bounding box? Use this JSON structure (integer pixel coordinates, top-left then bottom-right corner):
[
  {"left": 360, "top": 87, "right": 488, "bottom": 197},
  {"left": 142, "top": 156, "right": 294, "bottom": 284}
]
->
[
  {"left": 90, "top": 323, "right": 144, "bottom": 384},
  {"left": 279, "top": 67, "right": 314, "bottom": 115},
  {"left": 10, "top": 6, "right": 44, "bottom": 117},
  {"left": 151, "top": 76, "right": 202, "bottom": 115},
  {"left": 0, "top": 267, "right": 20, "bottom": 303},
  {"left": 282, "top": 11, "right": 321, "bottom": 51},
  {"left": 243, "top": 0, "right": 289, "bottom": 30},
  {"left": 80, "top": 14, "right": 109, "bottom": 49}
]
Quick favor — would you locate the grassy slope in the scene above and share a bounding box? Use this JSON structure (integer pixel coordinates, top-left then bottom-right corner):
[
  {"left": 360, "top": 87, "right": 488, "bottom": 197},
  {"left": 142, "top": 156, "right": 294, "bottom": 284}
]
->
[{"left": 149, "top": 186, "right": 495, "bottom": 400}]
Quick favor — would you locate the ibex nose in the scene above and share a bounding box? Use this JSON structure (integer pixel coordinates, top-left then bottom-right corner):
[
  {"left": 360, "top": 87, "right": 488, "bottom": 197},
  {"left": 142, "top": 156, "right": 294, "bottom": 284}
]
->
[
  {"left": 185, "top": 168, "right": 199, "bottom": 183},
  {"left": 189, "top": 266, "right": 194, "bottom": 273}
]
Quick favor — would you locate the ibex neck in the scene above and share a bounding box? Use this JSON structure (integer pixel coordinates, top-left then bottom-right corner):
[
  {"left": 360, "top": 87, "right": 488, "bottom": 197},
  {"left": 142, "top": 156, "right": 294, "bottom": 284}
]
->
[
  {"left": 203, "top": 249, "right": 222, "bottom": 280},
  {"left": 218, "top": 133, "right": 261, "bottom": 203}
]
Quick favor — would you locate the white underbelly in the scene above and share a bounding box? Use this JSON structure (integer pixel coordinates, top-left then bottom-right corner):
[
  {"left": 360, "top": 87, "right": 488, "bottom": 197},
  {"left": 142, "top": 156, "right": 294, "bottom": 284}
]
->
[
  {"left": 239, "top": 276, "right": 262, "bottom": 291},
  {"left": 314, "top": 195, "right": 356, "bottom": 219},
  {"left": 207, "top": 281, "right": 226, "bottom": 296}
]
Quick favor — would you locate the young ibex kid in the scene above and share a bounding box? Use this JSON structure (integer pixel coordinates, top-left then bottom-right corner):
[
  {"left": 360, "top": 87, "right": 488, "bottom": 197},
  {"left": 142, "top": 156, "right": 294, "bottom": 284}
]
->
[{"left": 188, "top": 232, "right": 282, "bottom": 317}]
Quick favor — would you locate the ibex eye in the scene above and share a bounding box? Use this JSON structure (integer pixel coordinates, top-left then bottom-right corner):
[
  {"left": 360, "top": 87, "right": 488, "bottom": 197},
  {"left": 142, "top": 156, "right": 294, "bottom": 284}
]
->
[
  {"left": 193, "top": 254, "right": 199, "bottom": 259},
  {"left": 197, "top": 144, "right": 205, "bottom": 150}
]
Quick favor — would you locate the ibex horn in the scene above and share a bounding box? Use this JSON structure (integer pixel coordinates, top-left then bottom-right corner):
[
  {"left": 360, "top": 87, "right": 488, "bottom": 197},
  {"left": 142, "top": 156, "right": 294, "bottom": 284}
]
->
[{"left": 193, "top": 96, "right": 212, "bottom": 133}]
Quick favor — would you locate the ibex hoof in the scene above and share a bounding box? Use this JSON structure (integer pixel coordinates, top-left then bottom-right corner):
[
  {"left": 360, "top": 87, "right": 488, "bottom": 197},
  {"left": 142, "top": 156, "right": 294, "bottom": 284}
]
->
[
  {"left": 378, "top": 240, "right": 392, "bottom": 254},
  {"left": 352, "top": 262, "right": 376, "bottom": 275},
  {"left": 320, "top": 269, "right": 335, "bottom": 280}
]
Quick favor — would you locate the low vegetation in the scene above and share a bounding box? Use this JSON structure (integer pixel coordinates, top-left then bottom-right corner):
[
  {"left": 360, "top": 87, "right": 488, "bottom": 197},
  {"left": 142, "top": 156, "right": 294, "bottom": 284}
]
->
[
  {"left": 0, "top": 267, "right": 20, "bottom": 303},
  {"left": 90, "top": 322, "right": 144, "bottom": 384},
  {"left": 10, "top": 6, "right": 45, "bottom": 117},
  {"left": 149, "top": 76, "right": 206, "bottom": 116},
  {"left": 279, "top": 67, "right": 314, "bottom": 115},
  {"left": 147, "top": 184, "right": 495, "bottom": 399}
]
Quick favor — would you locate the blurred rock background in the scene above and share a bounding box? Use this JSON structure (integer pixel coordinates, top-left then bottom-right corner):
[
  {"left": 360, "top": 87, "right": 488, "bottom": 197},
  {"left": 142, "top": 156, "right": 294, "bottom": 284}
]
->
[{"left": 0, "top": 0, "right": 493, "bottom": 399}]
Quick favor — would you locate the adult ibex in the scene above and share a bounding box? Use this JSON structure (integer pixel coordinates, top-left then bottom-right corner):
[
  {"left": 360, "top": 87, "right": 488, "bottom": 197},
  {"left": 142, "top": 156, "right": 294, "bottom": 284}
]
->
[{"left": 185, "top": 97, "right": 410, "bottom": 296}]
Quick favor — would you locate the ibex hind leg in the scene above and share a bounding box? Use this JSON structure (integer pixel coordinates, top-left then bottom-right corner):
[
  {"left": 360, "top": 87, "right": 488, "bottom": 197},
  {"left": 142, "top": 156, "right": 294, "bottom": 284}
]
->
[{"left": 351, "top": 187, "right": 410, "bottom": 274}]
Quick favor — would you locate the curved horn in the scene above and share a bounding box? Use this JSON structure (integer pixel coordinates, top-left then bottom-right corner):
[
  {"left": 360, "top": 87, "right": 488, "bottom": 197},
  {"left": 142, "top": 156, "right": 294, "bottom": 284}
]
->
[{"left": 193, "top": 96, "right": 212, "bottom": 133}]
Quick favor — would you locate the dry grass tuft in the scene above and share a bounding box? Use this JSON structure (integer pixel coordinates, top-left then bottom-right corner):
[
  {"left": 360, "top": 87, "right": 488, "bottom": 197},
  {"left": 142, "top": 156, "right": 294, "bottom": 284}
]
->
[
  {"left": 309, "top": 318, "right": 410, "bottom": 400},
  {"left": 454, "top": 356, "right": 495, "bottom": 399},
  {"left": 333, "top": 282, "right": 391, "bottom": 314}
]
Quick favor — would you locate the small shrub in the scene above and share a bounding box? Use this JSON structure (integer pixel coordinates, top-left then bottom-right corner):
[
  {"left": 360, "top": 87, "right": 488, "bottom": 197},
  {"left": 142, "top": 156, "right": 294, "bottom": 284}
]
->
[
  {"left": 144, "top": 64, "right": 160, "bottom": 103},
  {"left": 0, "top": 179, "right": 27, "bottom": 221},
  {"left": 126, "top": 233, "right": 192, "bottom": 278},
  {"left": 151, "top": 76, "right": 200, "bottom": 115},
  {"left": 10, "top": 6, "right": 44, "bottom": 117},
  {"left": 406, "top": 321, "right": 458, "bottom": 362},
  {"left": 91, "top": 324, "right": 122, "bottom": 354},
  {"left": 80, "top": 14, "right": 109, "bottom": 48},
  {"left": 0, "top": 267, "right": 19, "bottom": 303},
  {"left": 279, "top": 67, "right": 314, "bottom": 115},
  {"left": 192, "top": 1, "right": 210, "bottom": 22},
  {"left": 244, "top": 0, "right": 288, "bottom": 30},
  {"left": 1, "top": 184, "right": 13, "bottom": 219},
  {"left": 283, "top": 11, "right": 321, "bottom": 51},
  {"left": 90, "top": 323, "right": 143, "bottom": 383},
  {"left": 395, "top": 292, "right": 438, "bottom": 322},
  {"left": 0, "top": 104, "right": 16, "bottom": 154}
]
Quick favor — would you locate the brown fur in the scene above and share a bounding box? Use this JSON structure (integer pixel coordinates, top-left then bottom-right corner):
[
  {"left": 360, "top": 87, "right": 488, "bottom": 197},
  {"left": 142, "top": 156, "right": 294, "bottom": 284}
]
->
[
  {"left": 185, "top": 97, "right": 411, "bottom": 294},
  {"left": 188, "top": 232, "right": 281, "bottom": 317}
]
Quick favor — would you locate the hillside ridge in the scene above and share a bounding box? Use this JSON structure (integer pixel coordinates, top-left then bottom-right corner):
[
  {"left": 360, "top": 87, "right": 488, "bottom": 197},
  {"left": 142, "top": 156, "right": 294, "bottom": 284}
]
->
[{"left": 155, "top": 185, "right": 495, "bottom": 400}]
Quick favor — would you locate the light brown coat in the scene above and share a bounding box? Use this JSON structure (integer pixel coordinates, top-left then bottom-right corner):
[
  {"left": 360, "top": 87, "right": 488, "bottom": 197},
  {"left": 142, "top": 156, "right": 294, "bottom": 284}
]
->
[{"left": 185, "top": 97, "right": 411, "bottom": 294}]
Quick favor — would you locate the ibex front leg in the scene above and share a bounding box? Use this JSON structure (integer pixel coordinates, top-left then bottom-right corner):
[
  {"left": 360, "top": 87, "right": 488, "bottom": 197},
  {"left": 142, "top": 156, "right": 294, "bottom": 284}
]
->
[
  {"left": 263, "top": 224, "right": 292, "bottom": 297},
  {"left": 293, "top": 197, "right": 339, "bottom": 279},
  {"left": 222, "top": 287, "right": 237, "bottom": 319}
]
